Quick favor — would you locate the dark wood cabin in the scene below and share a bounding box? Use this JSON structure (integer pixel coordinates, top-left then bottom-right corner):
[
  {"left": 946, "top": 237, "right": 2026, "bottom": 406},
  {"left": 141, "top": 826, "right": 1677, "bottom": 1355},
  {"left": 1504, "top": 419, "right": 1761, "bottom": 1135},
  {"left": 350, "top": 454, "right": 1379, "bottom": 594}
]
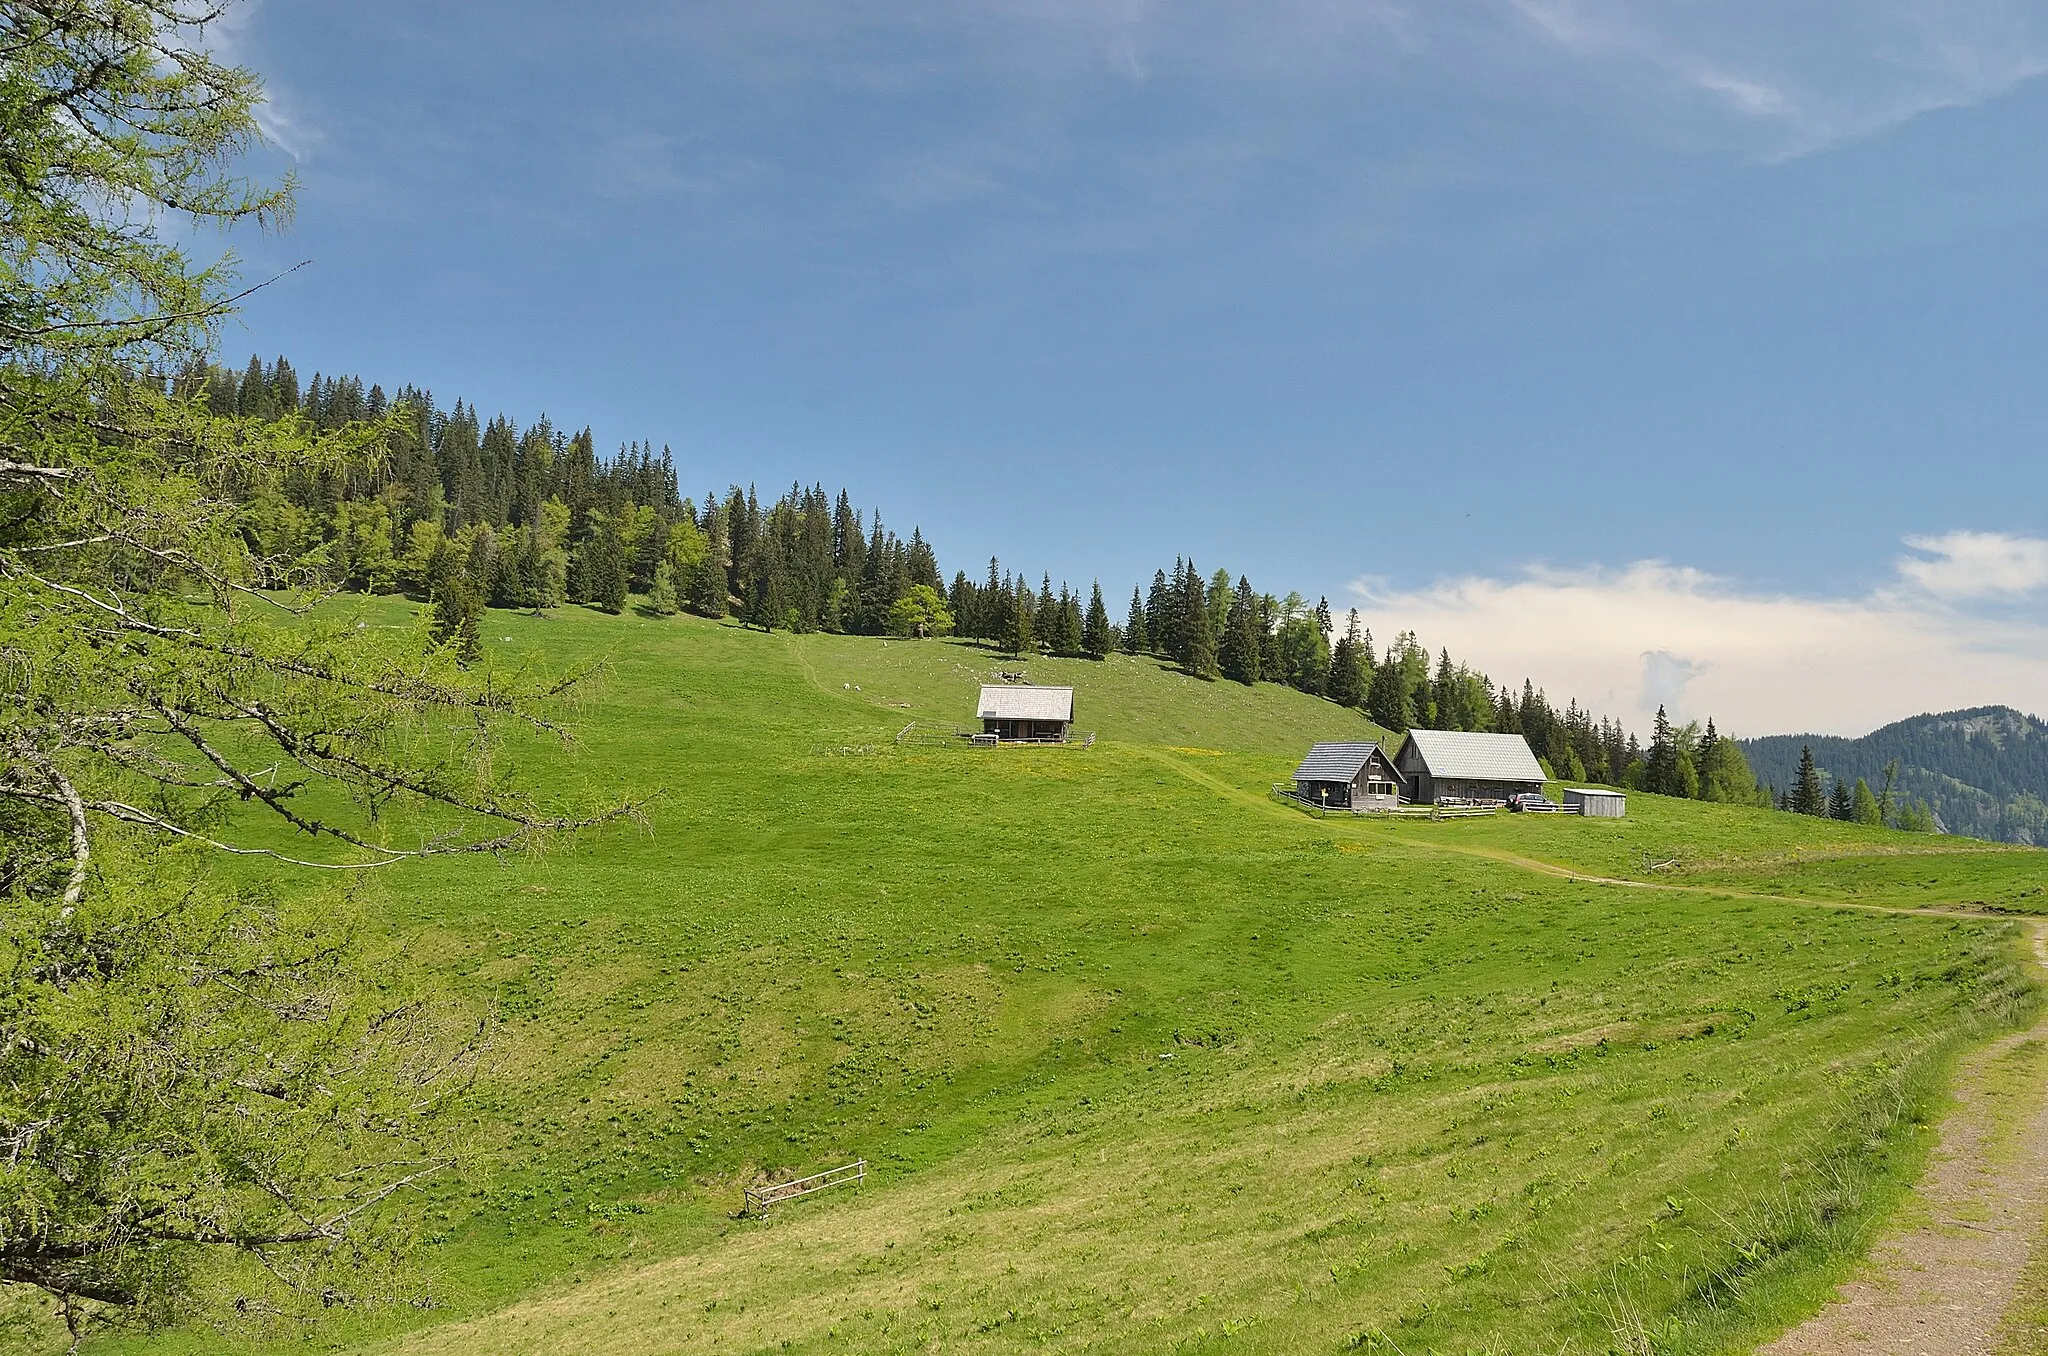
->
[{"left": 1291, "top": 741, "right": 1404, "bottom": 810}]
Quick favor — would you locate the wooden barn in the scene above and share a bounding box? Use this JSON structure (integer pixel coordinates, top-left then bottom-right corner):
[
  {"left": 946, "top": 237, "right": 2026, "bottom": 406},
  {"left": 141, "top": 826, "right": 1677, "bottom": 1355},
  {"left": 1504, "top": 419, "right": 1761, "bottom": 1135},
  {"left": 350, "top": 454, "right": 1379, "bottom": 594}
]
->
[
  {"left": 976, "top": 685, "right": 1074, "bottom": 743},
  {"left": 1394, "top": 730, "right": 1545, "bottom": 805},
  {"left": 1291, "top": 741, "right": 1404, "bottom": 811}
]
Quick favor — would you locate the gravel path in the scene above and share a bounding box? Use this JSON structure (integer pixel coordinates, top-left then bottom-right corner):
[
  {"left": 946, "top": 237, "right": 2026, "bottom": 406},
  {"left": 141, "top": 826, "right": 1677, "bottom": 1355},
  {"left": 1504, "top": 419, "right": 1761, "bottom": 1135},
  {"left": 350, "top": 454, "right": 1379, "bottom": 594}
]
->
[{"left": 1760, "top": 921, "right": 2048, "bottom": 1356}]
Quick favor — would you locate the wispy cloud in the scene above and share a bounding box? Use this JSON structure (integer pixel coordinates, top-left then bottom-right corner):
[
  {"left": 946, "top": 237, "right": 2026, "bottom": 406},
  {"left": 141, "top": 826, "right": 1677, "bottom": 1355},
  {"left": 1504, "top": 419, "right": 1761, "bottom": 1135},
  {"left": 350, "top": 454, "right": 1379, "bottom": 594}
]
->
[
  {"left": 1897, "top": 530, "right": 2048, "bottom": 600},
  {"left": 1495, "top": 0, "right": 2048, "bottom": 156},
  {"left": 206, "top": 0, "right": 320, "bottom": 161},
  {"left": 1342, "top": 538, "right": 2048, "bottom": 738}
]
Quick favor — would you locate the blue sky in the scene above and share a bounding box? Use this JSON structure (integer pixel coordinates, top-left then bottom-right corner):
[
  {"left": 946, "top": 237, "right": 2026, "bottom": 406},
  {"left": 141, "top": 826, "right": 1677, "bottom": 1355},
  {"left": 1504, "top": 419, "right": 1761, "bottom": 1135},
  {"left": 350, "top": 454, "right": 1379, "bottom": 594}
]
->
[{"left": 214, "top": 1, "right": 2048, "bottom": 734}]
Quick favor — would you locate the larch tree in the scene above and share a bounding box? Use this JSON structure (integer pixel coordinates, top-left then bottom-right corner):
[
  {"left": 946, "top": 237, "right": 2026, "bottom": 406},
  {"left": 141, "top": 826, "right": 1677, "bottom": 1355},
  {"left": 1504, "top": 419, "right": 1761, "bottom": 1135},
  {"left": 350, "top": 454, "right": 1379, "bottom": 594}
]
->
[{"left": 0, "top": 2, "right": 623, "bottom": 1338}]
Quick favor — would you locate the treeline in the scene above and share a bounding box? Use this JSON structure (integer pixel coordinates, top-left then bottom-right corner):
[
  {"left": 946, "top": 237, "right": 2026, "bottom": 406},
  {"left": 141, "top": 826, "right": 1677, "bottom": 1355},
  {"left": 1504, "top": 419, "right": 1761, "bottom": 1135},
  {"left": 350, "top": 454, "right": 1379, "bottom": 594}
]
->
[
  {"left": 1774, "top": 745, "right": 1941, "bottom": 832},
  {"left": 180, "top": 356, "right": 949, "bottom": 653},
  {"left": 195, "top": 353, "right": 1772, "bottom": 807}
]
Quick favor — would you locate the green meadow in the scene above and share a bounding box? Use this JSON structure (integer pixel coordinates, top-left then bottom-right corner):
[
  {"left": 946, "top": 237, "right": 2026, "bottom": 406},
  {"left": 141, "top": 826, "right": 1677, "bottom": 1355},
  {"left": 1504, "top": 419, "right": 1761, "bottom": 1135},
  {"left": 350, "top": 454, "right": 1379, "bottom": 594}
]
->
[{"left": 113, "top": 603, "right": 2044, "bottom": 1355}]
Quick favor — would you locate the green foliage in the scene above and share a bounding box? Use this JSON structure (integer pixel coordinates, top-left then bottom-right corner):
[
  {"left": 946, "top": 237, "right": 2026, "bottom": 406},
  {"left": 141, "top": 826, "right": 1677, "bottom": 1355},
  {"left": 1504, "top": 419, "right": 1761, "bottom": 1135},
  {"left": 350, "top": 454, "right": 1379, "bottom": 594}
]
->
[
  {"left": 1121, "top": 585, "right": 1147, "bottom": 655},
  {"left": 646, "top": 561, "right": 679, "bottom": 617},
  {"left": 1793, "top": 745, "right": 1826, "bottom": 817},
  {"left": 886, "top": 583, "right": 953, "bottom": 638},
  {"left": 0, "top": 5, "right": 619, "bottom": 1337},
  {"left": 1000, "top": 580, "right": 1033, "bottom": 654},
  {"left": 1217, "top": 576, "right": 1261, "bottom": 684},
  {"left": 1082, "top": 581, "right": 1113, "bottom": 658},
  {"left": 579, "top": 512, "right": 627, "bottom": 614},
  {"left": 1367, "top": 655, "right": 1413, "bottom": 730}
]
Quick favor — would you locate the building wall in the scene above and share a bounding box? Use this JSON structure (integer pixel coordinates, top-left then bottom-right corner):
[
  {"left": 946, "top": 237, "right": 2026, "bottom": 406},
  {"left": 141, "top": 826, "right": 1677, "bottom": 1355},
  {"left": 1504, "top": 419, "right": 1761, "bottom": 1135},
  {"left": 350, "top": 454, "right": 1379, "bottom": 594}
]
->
[
  {"left": 983, "top": 718, "right": 1070, "bottom": 741},
  {"left": 1566, "top": 791, "right": 1626, "bottom": 818},
  {"left": 1436, "top": 777, "right": 1543, "bottom": 803}
]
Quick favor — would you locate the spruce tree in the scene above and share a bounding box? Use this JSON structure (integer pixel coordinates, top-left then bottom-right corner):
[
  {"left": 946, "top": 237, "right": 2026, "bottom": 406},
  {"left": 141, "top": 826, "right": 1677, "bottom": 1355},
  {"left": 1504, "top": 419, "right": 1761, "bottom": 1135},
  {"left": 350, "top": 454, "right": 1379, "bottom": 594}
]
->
[
  {"left": 1083, "top": 582, "right": 1113, "bottom": 658},
  {"left": 1645, "top": 706, "right": 1678, "bottom": 795},
  {"left": 1145, "top": 569, "right": 1170, "bottom": 653},
  {"left": 691, "top": 511, "right": 729, "bottom": 618},
  {"left": 1791, "top": 745, "right": 1825, "bottom": 816},
  {"left": 983, "top": 558, "right": 1003, "bottom": 642},
  {"left": 428, "top": 574, "right": 484, "bottom": 665},
  {"left": 1828, "top": 777, "right": 1853, "bottom": 821},
  {"left": 1218, "top": 576, "right": 1261, "bottom": 685},
  {"left": 1367, "top": 658, "right": 1412, "bottom": 730},
  {"left": 1001, "top": 580, "right": 1034, "bottom": 655},
  {"left": 1185, "top": 613, "right": 1218, "bottom": 679},
  {"left": 1327, "top": 611, "right": 1368, "bottom": 707},
  {"left": 1122, "top": 585, "right": 1148, "bottom": 655},
  {"left": 587, "top": 521, "right": 627, "bottom": 614}
]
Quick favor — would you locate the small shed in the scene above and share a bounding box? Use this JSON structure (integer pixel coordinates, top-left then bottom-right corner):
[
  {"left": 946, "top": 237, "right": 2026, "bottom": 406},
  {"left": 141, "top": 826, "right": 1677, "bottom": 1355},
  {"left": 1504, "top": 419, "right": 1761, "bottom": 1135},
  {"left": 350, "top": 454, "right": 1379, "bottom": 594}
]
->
[
  {"left": 1395, "top": 730, "right": 1546, "bottom": 805},
  {"left": 1292, "top": 742, "right": 1403, "bottom": 810},
  {"left": 1565, "top": 788, "right": 1626, "bottom": 818},
  {"left": 976, "top": 685, "right": 1074, "bottom": 743}
]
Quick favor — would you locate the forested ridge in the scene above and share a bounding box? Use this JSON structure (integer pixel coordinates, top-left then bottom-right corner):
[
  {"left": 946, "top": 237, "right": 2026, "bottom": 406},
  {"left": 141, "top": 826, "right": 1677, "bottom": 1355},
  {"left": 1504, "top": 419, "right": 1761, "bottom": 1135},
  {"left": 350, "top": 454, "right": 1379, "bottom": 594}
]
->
[
  {"left": 1742, "top": 707, "right": 2048, "bottom": 845},
  {"left": 196, "top": 353, "right": 1779, "bottom": 803}
]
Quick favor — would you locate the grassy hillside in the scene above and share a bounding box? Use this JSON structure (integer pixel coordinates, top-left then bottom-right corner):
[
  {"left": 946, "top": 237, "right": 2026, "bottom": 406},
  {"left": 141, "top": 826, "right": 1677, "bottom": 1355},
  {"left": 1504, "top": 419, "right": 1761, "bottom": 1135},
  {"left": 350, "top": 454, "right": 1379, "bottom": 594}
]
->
[{"left": 91, "top": 605, "right": 2045, "bottom": 1356}]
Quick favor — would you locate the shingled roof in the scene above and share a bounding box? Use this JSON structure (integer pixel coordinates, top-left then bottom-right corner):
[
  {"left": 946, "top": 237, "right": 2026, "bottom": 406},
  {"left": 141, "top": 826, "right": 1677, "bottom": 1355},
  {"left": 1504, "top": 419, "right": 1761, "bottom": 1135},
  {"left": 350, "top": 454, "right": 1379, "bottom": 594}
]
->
[
  {"left": 1401, "top": 729, "right": 1545, "bottom": 781},
  {"left": 1292, "top": 741, "right": 1385, "bottom": 783},
  {"left": 977, "top": 685, "right": 1074, "bottom": 722}
]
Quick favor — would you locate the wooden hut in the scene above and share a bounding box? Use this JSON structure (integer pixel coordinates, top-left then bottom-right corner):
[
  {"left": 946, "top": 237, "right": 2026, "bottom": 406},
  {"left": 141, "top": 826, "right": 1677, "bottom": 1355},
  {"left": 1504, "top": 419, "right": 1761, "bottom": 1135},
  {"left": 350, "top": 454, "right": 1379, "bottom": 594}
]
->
[
  {"left": 976, "top": 685, "right": 1074, "bottom": 743},
  {"left": 1394, "top": 730, "right": 1545, "bottom": 805},
  {"left": 1291, "top": 742, "right": 1404, "bottom": 810}
]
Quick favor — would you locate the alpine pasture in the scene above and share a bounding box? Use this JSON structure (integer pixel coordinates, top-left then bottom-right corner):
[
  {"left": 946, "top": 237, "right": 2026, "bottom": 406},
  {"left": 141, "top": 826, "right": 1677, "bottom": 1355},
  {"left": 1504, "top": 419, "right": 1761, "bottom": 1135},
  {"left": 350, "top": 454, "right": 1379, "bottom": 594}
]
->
[{"left": 116, "top": 601, "right": 2042, "bottom": 1355}]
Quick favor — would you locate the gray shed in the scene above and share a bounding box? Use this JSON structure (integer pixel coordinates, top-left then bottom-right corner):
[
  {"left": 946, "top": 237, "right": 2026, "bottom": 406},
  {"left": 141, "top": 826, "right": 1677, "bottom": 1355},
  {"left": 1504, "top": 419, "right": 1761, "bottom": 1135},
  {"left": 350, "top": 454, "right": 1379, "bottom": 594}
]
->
[
  {"left": 1564, "top": 788, "right": 1626, "bottom": 818},
  {"left": 1394, "top": 730, "right": 1546, "bottom": 805},
  {"left": 1292, "top": 742, "right": 1403, "bottom": 810}
]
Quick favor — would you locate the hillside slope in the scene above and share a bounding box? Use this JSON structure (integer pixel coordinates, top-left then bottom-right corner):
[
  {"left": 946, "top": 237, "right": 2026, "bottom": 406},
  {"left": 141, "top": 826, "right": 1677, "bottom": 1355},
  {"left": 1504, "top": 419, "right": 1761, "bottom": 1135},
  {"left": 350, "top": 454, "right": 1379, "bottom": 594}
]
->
[
  {"left": 88, "top": 604, "right": 2044, "bottom": 1356},
  {"left": 1741, "top": 706, "right": 2048, "bottom": 844}
]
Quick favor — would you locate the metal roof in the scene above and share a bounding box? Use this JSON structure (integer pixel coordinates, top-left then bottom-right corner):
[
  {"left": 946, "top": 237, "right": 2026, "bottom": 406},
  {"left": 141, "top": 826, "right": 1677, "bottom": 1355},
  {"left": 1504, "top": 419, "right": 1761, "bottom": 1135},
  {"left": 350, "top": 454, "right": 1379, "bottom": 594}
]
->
[
  {"left": 1566, "top": 787, "right": 1626, "bottom": 799},
  {"left": 1292, "top": 741, "right": 1384, "bottom": 783},
  {"left": 977, "top": 685, "right": 1073, "bottom": 721},
  {"left": 1402, "top": 729, "right": 1546, "bottom": 782}
]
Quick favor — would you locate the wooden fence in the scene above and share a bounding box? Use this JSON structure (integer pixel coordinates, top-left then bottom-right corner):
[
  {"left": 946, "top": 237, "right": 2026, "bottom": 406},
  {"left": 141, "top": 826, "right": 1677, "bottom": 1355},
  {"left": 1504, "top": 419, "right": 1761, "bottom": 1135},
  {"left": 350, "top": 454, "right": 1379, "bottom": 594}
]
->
[
  {"left": 896, "top": 724, "right": 1096, "bottom": 750},
  {"left": 744, "top": 1159, "right": 866, "bottom": 1214},
  {"left": 1270, "top": 786, "right": 1503, "bottom": 819}
]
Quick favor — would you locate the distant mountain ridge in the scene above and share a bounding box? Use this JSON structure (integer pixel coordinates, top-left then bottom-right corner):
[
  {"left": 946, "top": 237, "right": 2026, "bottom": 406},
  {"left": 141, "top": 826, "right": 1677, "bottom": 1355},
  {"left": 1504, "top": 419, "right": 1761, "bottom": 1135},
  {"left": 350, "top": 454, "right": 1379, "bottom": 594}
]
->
[{"left": 1738, "top": 706, "right": 2048, "bottom": 845}]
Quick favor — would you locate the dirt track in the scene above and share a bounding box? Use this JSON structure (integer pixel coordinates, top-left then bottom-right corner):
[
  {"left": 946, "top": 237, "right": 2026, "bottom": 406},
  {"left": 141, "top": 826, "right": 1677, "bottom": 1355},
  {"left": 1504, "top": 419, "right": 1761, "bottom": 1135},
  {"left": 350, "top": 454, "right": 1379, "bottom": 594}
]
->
[{"left": 1757, "top": 923, "right": 2048, "bottom": 1355}]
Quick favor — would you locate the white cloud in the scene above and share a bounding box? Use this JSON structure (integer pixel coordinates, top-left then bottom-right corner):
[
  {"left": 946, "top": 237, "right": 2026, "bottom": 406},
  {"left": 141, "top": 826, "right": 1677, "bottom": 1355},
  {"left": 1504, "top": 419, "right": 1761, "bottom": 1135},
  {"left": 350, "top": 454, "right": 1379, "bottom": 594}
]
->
[
  {"left": 202, "top": 0, "right": 319, "bottom": 161},
  {"left": 1342, "top": 547, "right": 2048, "bottom": 739},
  {"left": 1494, "top": 0, "right": 2048, "bottom": 155},
  {"left": 1897, "top": 530, "right": 2048, "bottom": 600}
]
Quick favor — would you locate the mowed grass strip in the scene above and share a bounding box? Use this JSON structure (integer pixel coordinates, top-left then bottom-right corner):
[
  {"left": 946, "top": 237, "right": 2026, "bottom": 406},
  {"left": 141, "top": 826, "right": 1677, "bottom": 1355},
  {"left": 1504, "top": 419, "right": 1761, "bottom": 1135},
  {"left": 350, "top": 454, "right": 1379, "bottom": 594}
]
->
[{"left": 111, "top": 606, "right": 2043, "bottom": 1354}]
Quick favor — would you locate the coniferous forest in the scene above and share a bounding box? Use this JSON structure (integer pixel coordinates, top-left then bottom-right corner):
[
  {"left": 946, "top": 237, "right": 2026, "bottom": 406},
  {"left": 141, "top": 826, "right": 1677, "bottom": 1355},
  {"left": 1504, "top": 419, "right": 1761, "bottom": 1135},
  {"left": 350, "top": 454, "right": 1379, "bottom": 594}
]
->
[{"left": 197, "top": 353, "right": 1788, "bottom": 807}]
